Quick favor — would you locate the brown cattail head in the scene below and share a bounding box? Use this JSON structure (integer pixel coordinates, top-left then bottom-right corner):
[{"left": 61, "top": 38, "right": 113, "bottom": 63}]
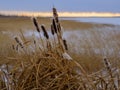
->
[
  {"left": 14, "top": 36, "right": 24, "bottom": 48},
  {"left": 57, "top": 23, "right": 61, "bottom": 33},
  {"left": 63, "top": 39, "right": 68, "bottom": 50},
  {"left": 32, "top": 17, "right": 40, "bottom": 32},
  {"left": 53, "top": 7, "right": 58, "bottom": 17},
  {"left": 104, "top": 58, "right": 111, "bottom": 69},
  {"left": 41, "top": 25, "right": 49, "bottom": 39},
  {"left": 15, "top": 37, "right": 19, "bottom": 43},
  {"left": 51, "top": 24, "right": 55, "bottom": 35},
  {"left": 52, "top": 19, "right": 57, "bottom": 33},
  {"left": 34, "top": 40, "right": 36, "bottom": 45},
  {"left": 52, "top": 7, "right": 59, "bottom": 23}
]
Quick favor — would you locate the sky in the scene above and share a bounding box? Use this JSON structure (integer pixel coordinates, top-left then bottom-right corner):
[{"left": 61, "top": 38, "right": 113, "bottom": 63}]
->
[{"left": 0, "top": 0, "right": 120, "bottom": 12}]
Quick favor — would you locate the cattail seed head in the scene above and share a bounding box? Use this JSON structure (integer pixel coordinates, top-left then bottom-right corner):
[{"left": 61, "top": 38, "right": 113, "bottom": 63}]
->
[
  {"left": 32, "top": 17, "right": 40, "bottom": 32},
  {"left": 53, "top": 7, "right": 59, "bottom": 23},
  {"left": 104, "top": 58, "right": 111, "bottom": 68},
  {"left": 57, "top": 23, "right": 61, "bottom": 33},
  {"left": 53, "top": 7, "right": 57, "bottom": 17},
  {"left": 14, "top": 37, "right": 19, "bottom": 43},
  {"left": 16, "top": 44, "right": 19, "bottom": 51},
  {"left": 51, "top": 24, "right": 55, "bottom": 35},
  {"left": 52, "top": 19, "right": 57, "bottom": 33},
  {"left": 41, "top": 25, "right": 49, "bottom": 39},
  {"left": 63, "top": 39, "right": 68, "bottom": 50},
  {"left": 14, "top": 36, "right": 24, "bottom": 48},
  {"left": 34, "top": 40, "right": 36, "bottom": 45}
]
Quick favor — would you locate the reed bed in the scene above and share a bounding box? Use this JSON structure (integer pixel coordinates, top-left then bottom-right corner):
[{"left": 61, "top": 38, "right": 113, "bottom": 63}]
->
[{"left": 0, "top": 8, "right": 120, "bottom": 90}]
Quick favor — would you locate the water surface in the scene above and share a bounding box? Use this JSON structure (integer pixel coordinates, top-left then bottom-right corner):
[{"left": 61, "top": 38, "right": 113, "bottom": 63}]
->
[{"left": 60, "top": 17, "right": 120, "bottom": 25}]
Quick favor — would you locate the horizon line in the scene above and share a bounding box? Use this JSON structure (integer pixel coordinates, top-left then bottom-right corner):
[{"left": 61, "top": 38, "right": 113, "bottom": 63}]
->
[{"left": 0, "top": 11, "right": 120, "bottom": 17}]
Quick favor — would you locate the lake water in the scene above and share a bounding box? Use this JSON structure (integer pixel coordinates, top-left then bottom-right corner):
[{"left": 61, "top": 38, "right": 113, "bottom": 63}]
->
[{"left": 60, "top": 17, "right": 120, "bottom": 25}]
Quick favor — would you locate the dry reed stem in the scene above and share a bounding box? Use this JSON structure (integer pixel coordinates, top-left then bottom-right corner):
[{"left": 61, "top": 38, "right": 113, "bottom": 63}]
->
[
  {"left": 32, "top": 17, "right": 46, "bottom": 52},
  {"left": 104, "top": 58, "right": 117, "bottom": 90}
]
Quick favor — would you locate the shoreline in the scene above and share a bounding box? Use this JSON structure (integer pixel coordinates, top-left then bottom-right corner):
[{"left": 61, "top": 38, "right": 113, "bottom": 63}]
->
[{"left": 0, "top": 16, "right": 118, "bottom": 31}]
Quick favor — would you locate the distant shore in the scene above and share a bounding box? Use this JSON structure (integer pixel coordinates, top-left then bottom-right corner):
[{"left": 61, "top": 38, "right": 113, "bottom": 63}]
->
[{"left": 0, "top": 16, "right": 116, "bottom": 31}]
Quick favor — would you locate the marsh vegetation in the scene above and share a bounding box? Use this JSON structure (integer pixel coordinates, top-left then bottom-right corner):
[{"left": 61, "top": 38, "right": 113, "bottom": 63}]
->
[{"left": 0, "top": 8, "right": 120, "bottom": 90}]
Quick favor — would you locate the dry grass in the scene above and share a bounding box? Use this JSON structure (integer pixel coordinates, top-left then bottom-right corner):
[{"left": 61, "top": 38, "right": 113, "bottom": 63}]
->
[
  {"left": 0, "top": 8, "right": 120, "bottom": 90},
  {"left": 0, "top": 16, "right": 115, "bottom": 31},
  {"left": 67, "top": 28, "right": 120, "bottom": 72}
]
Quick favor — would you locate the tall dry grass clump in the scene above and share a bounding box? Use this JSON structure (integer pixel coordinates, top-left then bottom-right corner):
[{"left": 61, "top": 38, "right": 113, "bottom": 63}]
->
[{"left": 0, "top": 7, "right": 84, "bottom": 90}]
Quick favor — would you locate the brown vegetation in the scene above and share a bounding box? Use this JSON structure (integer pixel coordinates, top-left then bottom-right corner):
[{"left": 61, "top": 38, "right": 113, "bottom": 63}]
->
[{"left": 0, "top": 8, "right": 120, "bottom": 90}]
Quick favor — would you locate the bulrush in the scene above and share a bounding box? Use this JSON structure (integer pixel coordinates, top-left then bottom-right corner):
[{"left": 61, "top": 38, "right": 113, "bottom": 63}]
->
[
  {"left": 14, "top": 36, "right": 24, "bottom": 48},
  {"left": 104, "top": 58, "right": 111, "bottom": 71},
  {"left": 32, "top": 17, "right": 40, "bottom": 32},
  {"left": 41, "top": 24, "right": 49, "bottom": 39},
  {"left": 57, "top": 25, "right": 62, "bottom": 35},
  {"left": 52, "top": 7, "right": 61, "bottom": 33},
  {"left": 52, "top": 19, "right": 57, "bottom": 33},
  {"left": 51, "top": 24, "right": 55, "bottom": 35},
  {"left": 63, "top": 39, "right": 68, "bottom": 50},
  {"left": 53, "top": 7, "right": 59, "bottom": 23},
  {"left": 53, "top": 7, "right": 57, "bottom": 17}
]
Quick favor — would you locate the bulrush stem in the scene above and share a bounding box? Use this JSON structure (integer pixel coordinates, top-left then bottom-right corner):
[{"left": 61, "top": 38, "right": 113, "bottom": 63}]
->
[
  {"left": 41, "top": 25, "right": 52, "bottom": 51},
  {"left": 51, "top": 24, "right": 56, "bottom": 48},
  {"left": 32, "top": 17, "right": 45, "bottom": 52},
  {"left": 38, "top": 32, "right": 45, "bottom": 52},
  {"left": 52, "top": 7, "right": 65, "bottom": 53},
  {"left": 20, "top": 29, "right": 26, "bottom": 42},
  {"left": 14, "top": 36, "right": 26, "bottom": 54}
]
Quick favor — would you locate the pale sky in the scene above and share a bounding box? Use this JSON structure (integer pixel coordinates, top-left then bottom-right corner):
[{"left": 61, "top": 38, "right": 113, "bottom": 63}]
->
[{"left": 0, "top": 0, "right": 120, "bottom": 12}]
